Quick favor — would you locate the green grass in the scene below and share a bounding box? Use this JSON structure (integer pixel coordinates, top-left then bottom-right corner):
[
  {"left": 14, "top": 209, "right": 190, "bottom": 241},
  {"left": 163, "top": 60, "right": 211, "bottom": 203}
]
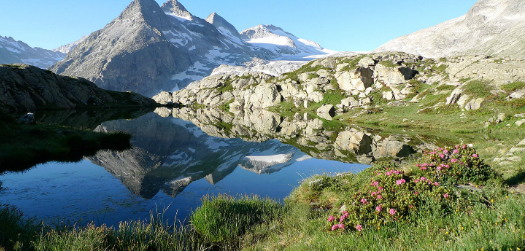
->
[
  {"left": 191, "top": 194, "right": 284, "bottom": 244},
  {"left": 463, "top": 80, "right": 495, "bottom": 98},
  {"left": 379, "top": 60, "right": 397, "bottom": 68},
  {"left": 501, "top": 81, "right": 525, "bottom": 93}
]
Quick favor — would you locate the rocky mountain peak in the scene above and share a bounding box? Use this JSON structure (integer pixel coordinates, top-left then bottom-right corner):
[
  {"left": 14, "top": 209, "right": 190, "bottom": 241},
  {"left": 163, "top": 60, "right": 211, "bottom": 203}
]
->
[
  {"left": 205, "top": 12, "right": 241, "bottom": 39},
  {"left": 161, "top": 0, "right": 193, "bottom": 20}
]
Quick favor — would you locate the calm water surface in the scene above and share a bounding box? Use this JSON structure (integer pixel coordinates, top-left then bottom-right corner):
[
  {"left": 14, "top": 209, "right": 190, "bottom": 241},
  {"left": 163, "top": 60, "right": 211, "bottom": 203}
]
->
[{"left": 0, "top": 112, "right": 367, "bottom": 227}]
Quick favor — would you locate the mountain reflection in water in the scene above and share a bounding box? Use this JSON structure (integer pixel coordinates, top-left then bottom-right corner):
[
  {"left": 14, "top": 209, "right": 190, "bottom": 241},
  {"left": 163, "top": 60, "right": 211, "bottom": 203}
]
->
[{"left": 0, "top": 107, "right": 436, "bottom": 226}]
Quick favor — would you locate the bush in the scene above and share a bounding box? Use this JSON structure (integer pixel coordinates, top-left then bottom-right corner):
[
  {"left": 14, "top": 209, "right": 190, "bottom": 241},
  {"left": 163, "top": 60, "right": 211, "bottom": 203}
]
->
[
  {"left": 191, "top": 194, "right": 283, "bottom": 243},
  {"left": 327, "top": 162, "right": 452, "bottom": 233},
  {"left": 413, "top": 145, "right": 498, "bottom": 185}
]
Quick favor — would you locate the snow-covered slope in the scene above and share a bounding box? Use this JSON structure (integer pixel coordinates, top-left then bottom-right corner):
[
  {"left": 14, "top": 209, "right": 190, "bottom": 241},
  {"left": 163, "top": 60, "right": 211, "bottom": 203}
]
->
[
  {"left": 0, "top": 36, "right": 65, "bottom": 69},
  {"left": 50, "top": 0, "right": 337, "bottom": 95},
  {"left": 241, "top": 24, "right": 336, "bottom": 60},
  {"left": 375, "top": 0, "right": 525, "bottom": 58}
]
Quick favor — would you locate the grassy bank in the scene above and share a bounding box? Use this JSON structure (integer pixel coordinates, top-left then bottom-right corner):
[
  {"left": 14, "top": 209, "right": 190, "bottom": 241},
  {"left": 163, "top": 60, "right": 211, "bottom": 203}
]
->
[
  {"left": 2, "top": 146, "right": 524, "bottom": 250},
  {"left": 0, "top": 110, "right": 132, "bottom": 173}
]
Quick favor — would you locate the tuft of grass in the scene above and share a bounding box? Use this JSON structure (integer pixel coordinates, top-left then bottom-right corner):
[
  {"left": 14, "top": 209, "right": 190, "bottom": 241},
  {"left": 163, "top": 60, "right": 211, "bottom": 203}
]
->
[
  {"left": 191, "top": 194, "right": 284, "bottom": 244},
  {"left": 501, "top": 81, "right": 525, "bottom": 93},
  {"left": 379, "top": 60, "right": 397, "bottom": 68},
  {"left": 462, "top": 80, "right": 494, "bottom": 98}
]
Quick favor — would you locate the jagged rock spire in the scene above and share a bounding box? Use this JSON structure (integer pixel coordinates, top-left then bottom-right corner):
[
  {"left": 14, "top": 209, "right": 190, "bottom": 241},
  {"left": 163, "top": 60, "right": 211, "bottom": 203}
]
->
[
  {"left": 205, "top": 12, "right": 241, "bottom": 38},
  {"left": 161, "top": 0, "right": 193, "bottom": 20}
]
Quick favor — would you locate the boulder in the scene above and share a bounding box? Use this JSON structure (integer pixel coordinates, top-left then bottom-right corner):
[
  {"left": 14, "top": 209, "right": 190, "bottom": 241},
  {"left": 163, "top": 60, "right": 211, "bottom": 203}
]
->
[
  {"left": 317, "top": 104, "right": 335, "bottom": 120},
  {"left": 374, "top": 64, "right": 416, "bottom": 86},
  {"left": 249, "top": 83, "right": 282, "bottom": 108},
  {"left": 334, "top": 129, "right": 373, "bottom": 155},
  {"left": 335, "top": 67, "right": 374, "bottom": 92},
  {"left": 465, "top": 98, "right": 484, "bottom": 110},
  {"left": 446, "top": 88, "right": 463, "bottom": 105},
  {"left": 358, "top": 57, "right": 375, "bottom": 68},
  {"left": 152, "top": 91, "right": 173, "bottom": 105}
]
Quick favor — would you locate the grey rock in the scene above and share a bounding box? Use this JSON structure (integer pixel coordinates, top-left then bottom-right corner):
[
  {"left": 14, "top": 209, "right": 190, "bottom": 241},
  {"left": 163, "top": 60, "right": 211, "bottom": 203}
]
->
[
  {"left": 335, "top": 67, "right": 374, "bottom": 92},
  {"left": 152, "top": 91, "right": 173, "bottom": 105},
  {"left": 316, "top": 104, "right": 335, "bottom": 120},
  {"left": 0, "top": 64, "right": 156, "bottom": 114}
]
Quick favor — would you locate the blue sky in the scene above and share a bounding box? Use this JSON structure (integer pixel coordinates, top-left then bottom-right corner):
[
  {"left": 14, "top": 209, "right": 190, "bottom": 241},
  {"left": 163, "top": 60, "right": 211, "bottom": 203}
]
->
[{"left": 0, "top": 0, "right": 478, "bottom": 52}]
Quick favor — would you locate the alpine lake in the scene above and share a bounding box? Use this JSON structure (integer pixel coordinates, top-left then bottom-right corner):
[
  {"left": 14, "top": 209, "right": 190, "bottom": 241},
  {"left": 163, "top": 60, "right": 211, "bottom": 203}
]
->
[{"left": 0, "top": 107, "right": 507, "bottom": 228}]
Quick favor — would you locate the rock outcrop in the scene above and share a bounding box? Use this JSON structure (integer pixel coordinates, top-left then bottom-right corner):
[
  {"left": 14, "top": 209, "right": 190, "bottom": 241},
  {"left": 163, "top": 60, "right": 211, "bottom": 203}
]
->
[
  {"left": 375, "top": 0, "right": 525, "bottom": 59},
  {"left": 0, "top": 64, "right": 156, "bottom": 114}
]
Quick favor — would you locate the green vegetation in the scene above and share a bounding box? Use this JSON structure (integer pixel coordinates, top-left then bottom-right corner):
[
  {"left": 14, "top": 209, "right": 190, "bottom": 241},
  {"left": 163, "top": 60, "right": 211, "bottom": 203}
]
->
[
  {"left": 2, "top": 147, "right": 524, "bottom": 250},
  {"left": 379, "top": 60, "right": 397, "bottom": 68},
  {"left": 501, "top": 81, "right": 525, "bottom": 93},
  {"left": 191, "top": 194, "right": 284, "bottom": 244},
  {"left": 462, "top": 80, "right": 494, "bottom": 98}
]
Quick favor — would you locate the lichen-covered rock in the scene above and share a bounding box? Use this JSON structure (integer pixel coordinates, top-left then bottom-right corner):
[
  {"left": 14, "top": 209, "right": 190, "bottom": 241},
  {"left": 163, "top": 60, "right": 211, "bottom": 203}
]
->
[
  {"left": 153, "top": 91, "right": 173, "bottom": 105},
  {"left": 334, "top": 129, "right": 373, "bottom": 155}
]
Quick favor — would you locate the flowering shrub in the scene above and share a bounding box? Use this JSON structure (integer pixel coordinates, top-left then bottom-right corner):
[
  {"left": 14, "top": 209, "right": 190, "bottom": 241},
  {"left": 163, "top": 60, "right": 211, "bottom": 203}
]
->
[
  {"left": 414, "top": 145, "right": 496, "bottom": 185},
  {"left": 327, "top": 162, "right": 452, "bottom": 232}
]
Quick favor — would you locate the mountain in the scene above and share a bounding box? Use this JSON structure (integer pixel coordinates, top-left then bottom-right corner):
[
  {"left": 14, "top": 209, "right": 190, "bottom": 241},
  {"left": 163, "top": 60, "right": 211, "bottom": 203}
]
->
[
  {"left": 375, "top": 0, "right": 525, "bottom": 58},
  {"left": 87, "top": 112, "right": 306, "bottom": 199},
  {"left": 49, "top": 0, "right": 334, "bottom": 96},
  {"left": 52, "top": 35, "right": 89, "bottom": 54},
  {"left": 0, "top": 36, "right": 65, "bottom": 69},
  {"left": 0, "top": 64, "right": 156, "bottom": 114},
  {"left": 240, "top": 24, "right": 336, "bottom": 59}
]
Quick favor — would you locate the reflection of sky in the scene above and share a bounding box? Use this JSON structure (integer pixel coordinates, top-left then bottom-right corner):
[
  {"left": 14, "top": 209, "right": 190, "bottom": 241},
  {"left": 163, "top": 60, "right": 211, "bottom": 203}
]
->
[{"left": 0, "top": 158, "right": 367, "bottom": 227}]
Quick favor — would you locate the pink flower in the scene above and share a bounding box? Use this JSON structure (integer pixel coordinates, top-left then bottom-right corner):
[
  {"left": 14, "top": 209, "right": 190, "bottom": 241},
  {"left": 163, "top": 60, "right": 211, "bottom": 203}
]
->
[
  {"left": 453, "top": 149, "right": 459, "bottom": 154},
  {"left": 416, "top": 164, "right": 420, "bottom": 167},
  {"left": 338, "top": 224, "right": 345, "bottom": 230},
  {"left": 420, "top": 167, "right": 428, "bottom": 170},
  {"left": 472, "top": 154, "right": 478, "bottom": 158},
  {"left": 376, "top": 206, "right": 382, "bottom": 212},
  {"left": 356, "top": 225, "right": 363, "bottom": 232},
  {"left": 445, "top": 165, "right": 450, "bottom": 168},
  {"left": 343, "top": 211, "right": 349, "bottom": 217},
  {"left": 340, "top": 215, "right": 346, "bottom": 223},
  {"left": 462, "top": 145, "right": 467, "bottom": 149},
  {"left": 394, "top": 170, "right": 402, "bottom": 175},
  {"left": 371, "top": 181, "right": 379, "bottom": 187},
  {"left": 389, "top": 208, "right": 396, "bottom": 216},
  {"left": 455, "top": 145, "right": 460, "bottom": 149},
  {"left": 420, "top": 177, "right": 427, "bottom": 181},
  {"left": 437, "top": 166, "right": 442, "bottom": 171},
  {"left": 371, "top": 192, "right": 377, "bottom": 196},
  {"left": 434, "top": 182, "right": 440, "bottom": 186},
  {"left": 414, "top": 191, "right": 419, "bottom": 195},
  {"left": 377, "top": 195, "right": 383, "bottom": 200},
  {"left": 443, "top": 193, "right": 449, "bottom": 198},
  {"left": 361, "top": 198, "right": 368, "bottom": 204},
  {"left": 414, "top": 179, "right": 420, "bottom": 183},
  {"left": 328, "top": 215, "right": 335, "bottom": 222},
  {"left": 439, "top": 154, "right": 445, "bottom": 159},
  {"left": 331, "top": 225, "right": 339, "bottom": 231},
  {"left": 451, "top": 159, "right": 458, "bottom": 163},
  {"left": 396, "top": 179, "right": 406, "bottom": 185},
  {"left": 443, "top": 150, "right": 449, "bottom": 154},
  {"left": 378, "top": 186, "right": 384, "bottom": 191},
  {"left": 386, "top": 170, "right": 393, "bottom": 176}
]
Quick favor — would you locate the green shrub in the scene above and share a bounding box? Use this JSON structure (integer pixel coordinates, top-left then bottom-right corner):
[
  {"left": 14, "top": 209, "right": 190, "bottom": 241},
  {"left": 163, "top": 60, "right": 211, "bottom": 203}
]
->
[
  {"left": 191, "top": 194, "right": 284, "bottom": 243},
  {"left": 413, "top": 146, "right": 497, "bottom": 185},
  {"left": 327, "top": 162, "right": 453, "bottom": 232}
]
